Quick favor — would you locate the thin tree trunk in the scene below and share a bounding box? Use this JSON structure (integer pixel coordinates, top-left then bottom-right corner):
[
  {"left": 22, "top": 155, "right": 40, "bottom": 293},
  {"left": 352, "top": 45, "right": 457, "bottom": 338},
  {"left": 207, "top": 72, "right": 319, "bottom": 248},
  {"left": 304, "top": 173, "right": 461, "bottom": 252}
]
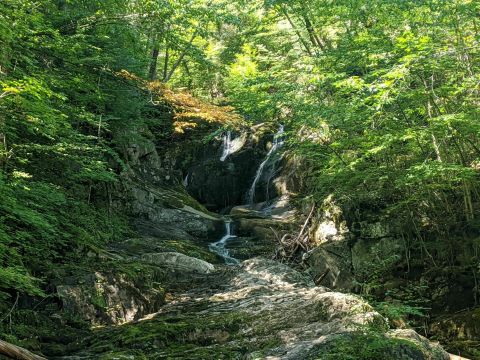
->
[
  {"left": 164, "top": 30, "right": 198, "bottom": 83},
  {"left": 162, "top": 44, "right": 170, "bottom": 81},
  {"left": 279, "top": 5, "right": 313, "bottom": 56},
  {"left": 97, "top": 115, "right": 102, "bottom": 139},
  {"left": 182, "top": 61, "right": 193, "bottom": 88},
  {"left": 301, "top": 12, "right": 325, "bottom": 51},
  {"left": 431, "top": 132, "right": 443, "bottom": 162},
  {"left": 0, "top": 128, "right": 9, "bottom": 170},
  {"left": 148, "top": 42, "right": 160, "bottom": 80}
]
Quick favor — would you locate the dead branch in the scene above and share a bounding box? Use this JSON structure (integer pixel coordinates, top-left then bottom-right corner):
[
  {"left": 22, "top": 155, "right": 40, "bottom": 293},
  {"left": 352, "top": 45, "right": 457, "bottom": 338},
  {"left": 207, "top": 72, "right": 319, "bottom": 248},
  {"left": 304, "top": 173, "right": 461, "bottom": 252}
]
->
[{"left": 294, "top": 204, "right": 315, "bottom": 244}]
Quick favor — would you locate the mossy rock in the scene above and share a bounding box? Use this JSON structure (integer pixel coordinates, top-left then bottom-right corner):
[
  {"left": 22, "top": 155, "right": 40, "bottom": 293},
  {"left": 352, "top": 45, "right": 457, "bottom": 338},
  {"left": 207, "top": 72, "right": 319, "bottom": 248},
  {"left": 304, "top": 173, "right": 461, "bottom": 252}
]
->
[
  {"left": 304, "top": 333, "right": 426, "bottom": 360},
  {"left": 113, "top": 237, "right": 222, "bottom": 264},
  {"left": 80, "top": 311, "right": 250, "bottom": 358}
]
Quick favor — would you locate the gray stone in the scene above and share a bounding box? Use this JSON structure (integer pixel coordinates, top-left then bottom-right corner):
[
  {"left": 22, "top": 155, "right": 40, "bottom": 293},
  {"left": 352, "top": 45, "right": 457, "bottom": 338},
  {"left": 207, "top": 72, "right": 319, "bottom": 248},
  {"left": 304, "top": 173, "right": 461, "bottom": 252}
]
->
[
  {"left": 140, "top": 252, "right": 215, "bottom": 274},
  {"left": 57, "top": 271, "right": 164, "bottom": 325}
]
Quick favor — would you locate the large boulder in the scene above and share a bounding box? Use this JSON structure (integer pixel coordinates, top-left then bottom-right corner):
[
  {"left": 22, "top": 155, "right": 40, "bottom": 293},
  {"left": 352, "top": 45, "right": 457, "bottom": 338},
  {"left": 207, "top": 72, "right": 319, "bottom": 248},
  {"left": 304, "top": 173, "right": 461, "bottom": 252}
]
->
[
  {"left": 57, "top": 270, "right": 165, "bottom": 325},
  {"left": 140, "top": 252, "right": 215, "bottom": 274},
  {"left": 56, "top": 246, "right": 217, "bottom": 326},
  {"left": 304, "top": 195, "right": 355, "bottom": 291},
  {"left": 304, "top": 241, "right": 355, "bottom": 291},
  {"left": 231, "top": 197, "right": 296, "bottom": 242},
  {"left": 124, "top": 183, "right": 223, "bottom": 239}
]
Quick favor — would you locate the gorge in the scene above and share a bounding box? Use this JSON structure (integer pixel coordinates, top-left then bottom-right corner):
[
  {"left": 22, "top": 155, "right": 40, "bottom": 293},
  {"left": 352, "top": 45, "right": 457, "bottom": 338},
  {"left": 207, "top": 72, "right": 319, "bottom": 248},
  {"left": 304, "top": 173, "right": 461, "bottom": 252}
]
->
[{"left": 1, "top": 1, "right": 480, "bottom": 359}]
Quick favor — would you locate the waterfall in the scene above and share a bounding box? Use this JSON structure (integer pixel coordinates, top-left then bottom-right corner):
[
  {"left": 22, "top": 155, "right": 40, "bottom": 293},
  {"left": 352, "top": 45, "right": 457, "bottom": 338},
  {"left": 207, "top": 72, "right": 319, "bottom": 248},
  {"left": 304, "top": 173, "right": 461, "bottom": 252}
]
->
[
  {"left": 209, "top": 220, "right": 239, "bottom": 265},
  {"left": 220, "top": 130, "right": 246, "bottom": 162},
  {"left": 247, "top": 125, "right": 285, "bottom": 204},
  {"left": 220, "top": 131, "right": 234, "bottom": 162},
  {"left": 183, "top": 173, "right": 189, "bottom": 187}
]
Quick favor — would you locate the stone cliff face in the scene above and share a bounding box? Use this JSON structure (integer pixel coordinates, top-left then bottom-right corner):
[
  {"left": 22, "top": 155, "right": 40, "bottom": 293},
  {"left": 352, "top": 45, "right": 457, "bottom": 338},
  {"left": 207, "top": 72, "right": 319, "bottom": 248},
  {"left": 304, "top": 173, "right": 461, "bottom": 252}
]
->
[{"left": 182, "top": 125, "right": 284, "bottom": 211}]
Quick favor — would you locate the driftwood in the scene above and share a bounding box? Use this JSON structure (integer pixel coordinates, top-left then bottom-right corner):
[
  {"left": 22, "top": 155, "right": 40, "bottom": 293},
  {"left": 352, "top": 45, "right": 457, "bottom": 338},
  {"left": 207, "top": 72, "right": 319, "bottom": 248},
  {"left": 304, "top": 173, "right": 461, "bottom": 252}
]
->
[
  {"left": 294, "top": 204, "right": 316, "bottom": 244},
  {"left": 274, "top": 204, "right": 316, "bottom": 260},
  {"left": 0, "top": 340, "right": 47, "bottom": 360}
]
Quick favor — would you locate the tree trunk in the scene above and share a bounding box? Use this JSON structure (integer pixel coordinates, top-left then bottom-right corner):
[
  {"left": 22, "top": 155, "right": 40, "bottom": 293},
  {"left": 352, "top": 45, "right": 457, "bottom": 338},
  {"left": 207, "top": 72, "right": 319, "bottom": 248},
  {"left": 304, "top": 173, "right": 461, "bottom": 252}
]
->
[
  {"left": 301, "top": 12, "right": 325, "bottom": 51},
  {"left": 148, "top": 44, "right": 160, "bottom": 81},
  {"left": 0, "top": 340, "right": 47, "bottom": 360},
  {"left": 162, "top": 43, "right": 170, "bottom": 81},
  {"left": 164, "top": 30, "right": 198, "bottom": 83},
  {"left": 279, "top": 5, "right": 313, "bottom": 56}
]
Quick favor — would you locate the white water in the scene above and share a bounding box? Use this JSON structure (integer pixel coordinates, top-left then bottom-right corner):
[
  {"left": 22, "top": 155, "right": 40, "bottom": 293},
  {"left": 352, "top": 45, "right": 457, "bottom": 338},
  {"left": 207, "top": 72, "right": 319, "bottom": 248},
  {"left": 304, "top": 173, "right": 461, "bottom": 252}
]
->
[
  {"left": 220, "top": 131, "right": 245, "bottom": 162},
  {"left": 220, "top": 131, "right": 234, "bottom": 162},
  {"left": 209, "top": 221, "right": 239, "bottom": 265},
  {"left": 247, "top": 125, "right": 285, "bottom": 204},
  {"left": 183, "top": 173, "right": 189, "bottom": 187}
]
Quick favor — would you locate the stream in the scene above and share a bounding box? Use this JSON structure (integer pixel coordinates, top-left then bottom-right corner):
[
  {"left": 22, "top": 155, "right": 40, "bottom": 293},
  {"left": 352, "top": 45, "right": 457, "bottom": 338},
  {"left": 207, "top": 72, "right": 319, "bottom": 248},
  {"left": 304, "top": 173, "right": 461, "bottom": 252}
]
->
[{"left": 208, "top": 220, "right": 240, "bottom": 265}]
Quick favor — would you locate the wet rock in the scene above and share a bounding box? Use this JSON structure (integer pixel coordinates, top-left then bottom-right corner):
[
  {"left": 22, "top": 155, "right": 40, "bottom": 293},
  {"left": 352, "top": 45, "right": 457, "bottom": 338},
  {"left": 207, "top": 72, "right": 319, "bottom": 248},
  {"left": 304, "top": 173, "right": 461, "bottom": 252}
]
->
[
  {"left": 225, "top": 236, "right": 274, "bottom": 260},
  {"left": 236, "top": 217, "right": 286, "bottom": 241},
  {"left": 187, "top": 148, "right": 260, "bottom": 210},
  {"left": 232, "top": 198, "right": 295, "bottom": 243}
]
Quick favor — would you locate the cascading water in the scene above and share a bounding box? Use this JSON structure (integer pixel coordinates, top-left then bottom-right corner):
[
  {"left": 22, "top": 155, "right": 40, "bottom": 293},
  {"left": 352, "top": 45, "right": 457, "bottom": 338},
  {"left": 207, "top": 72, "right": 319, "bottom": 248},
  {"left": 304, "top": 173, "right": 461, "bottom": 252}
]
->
[
  {"left": 183, "top": 173, "right": 189, "bottom": 187},
  {"left": 209, "top": 220, "right": 239, "bottom": 265},
  {"left": 247, "top": 125, "right": 285, "bottom": 204},
  {"left": 220, "top": 131, "right": 234, "bottom": 162},
  {"left": 220, "top": 130, "right": 246, "bottom": 162}
]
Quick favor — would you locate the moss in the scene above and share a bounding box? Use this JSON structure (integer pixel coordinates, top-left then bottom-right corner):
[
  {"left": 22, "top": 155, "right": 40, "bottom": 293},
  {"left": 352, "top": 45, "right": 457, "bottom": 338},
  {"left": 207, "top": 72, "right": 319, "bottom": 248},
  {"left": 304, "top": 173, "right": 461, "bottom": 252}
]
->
[
  {"left": 1, "top": 308, "right": 91, "bottom": 357},
  {"left": 146, "top": 184, "right": 216, "bottom": 216},
  {"left": 98, "top": 351, "right": 149, "bottom": 360},
  {"left": 115, "top": 237, "right": 222, "bottom": 264},
  {"left": 160, "top": 239, "right": 221, "bottom": 263},
  {"left": 91, "top": 291, "right": 108, "bottom": 310},
  {"left": 305, "top": 333, "right": 424, "bottom": 360},
  {"left": 79, "top": 311, "right": 250, "bottom": 358}
]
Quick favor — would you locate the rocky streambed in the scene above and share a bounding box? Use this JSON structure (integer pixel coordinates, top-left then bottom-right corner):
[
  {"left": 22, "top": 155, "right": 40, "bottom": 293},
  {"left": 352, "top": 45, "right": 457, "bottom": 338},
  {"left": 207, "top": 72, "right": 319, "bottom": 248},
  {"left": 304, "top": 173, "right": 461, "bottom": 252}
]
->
[
  {"left": 48, "top": 202, "right": 451, "bottom": 360},
  {"left": 58, "top": 257, "right": 449, "bottom": 359}
]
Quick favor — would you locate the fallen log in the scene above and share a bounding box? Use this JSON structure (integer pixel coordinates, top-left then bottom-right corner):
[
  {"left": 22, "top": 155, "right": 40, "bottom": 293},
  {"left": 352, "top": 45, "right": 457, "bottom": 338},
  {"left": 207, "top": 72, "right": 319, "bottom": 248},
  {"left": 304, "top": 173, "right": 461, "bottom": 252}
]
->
[{"left": 0, "top": 340, "right": 47, "bottom": 360}]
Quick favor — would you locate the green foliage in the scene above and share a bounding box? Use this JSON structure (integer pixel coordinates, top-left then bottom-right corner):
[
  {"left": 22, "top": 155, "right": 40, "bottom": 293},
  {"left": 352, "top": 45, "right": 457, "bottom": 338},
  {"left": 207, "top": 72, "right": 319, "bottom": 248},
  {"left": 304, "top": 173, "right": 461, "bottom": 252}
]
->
[
  {"left": 353, "top": 247, "right": 429, "bottom": 326},
  {"left": 0, "top": 0, "right": 142, "bottom": 302}
]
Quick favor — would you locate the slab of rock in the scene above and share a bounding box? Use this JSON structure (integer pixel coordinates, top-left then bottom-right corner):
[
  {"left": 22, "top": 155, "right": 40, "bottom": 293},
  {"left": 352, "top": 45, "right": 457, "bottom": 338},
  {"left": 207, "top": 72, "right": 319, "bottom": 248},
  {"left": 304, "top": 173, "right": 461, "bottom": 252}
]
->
[
  {"left": 56, "top": 252, "right": 216, "bottom": 326},
  {"left": 140, "top": 252, "right": 215, "bottom": 274},
  {"left": 57, "top": 271, "right": 164, "bottom": 325},
  {"left": 74, "top": 257, "right": 449, "bottom": 359}
]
